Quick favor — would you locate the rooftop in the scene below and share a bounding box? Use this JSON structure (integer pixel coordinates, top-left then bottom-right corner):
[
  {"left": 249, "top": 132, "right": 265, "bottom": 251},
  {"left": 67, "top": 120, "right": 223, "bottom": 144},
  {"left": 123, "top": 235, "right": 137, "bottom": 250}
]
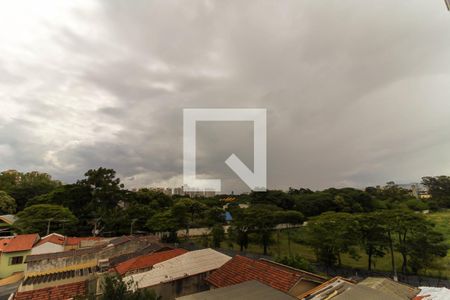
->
[
  {"left": 299, "top": 276, "right": 419, "bottom": 300},
  {"left": 1, "top": 234, "right": 39, "bottom": 253},
  {"left": 114, "top": 248, "right": 188, "bottom": 275},
  {"left": 22, "top": 267, "right": 96, "bottom": 286},
  {"left": 0, "top": 214, "right": 17, "bottom": 225},
  {"left": 126, "top": 248, "right": 231, "bottom": 289},
  {"left": 14, "top": 280, "right": 87, "bottom": 300},
  {"left": 176, "top": 280, "right": 296, "bottom": 300},
  {"left": 358, "top": 277, "right": 419, "bottom": 300},
  {"left": 206, "top": 255, "right": 324, "bottom": 294},
  {"left": 35, "top": 233, "right": 65, "bottom": 246}
]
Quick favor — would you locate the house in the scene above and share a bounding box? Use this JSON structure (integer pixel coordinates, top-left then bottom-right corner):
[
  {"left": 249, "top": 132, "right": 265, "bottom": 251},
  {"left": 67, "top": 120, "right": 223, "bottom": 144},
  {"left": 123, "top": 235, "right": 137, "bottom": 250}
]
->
[
  {"left": 64, "top": 236, "right": 107, "bottom": 250},
  {"left": 112, "top": 248, "right": 188, "bottom": 276},
  {"left": 176, "top": 280, "right": 296, "bottom": 300},
  {"left": 0, "top": 234, "right": 39, "bottom": 279},
  {"left": 31, "top": 233, "right": 66, "bottom": 255},
  {"left": 125, "top": 248, "right": 231, "bottom": 299},
  {"left": 12, "top": 235, "right": 162, "bottom": 299},
  {"left": 206, "top": 255, "right": 326, "bottom": 298},
  {"left": 31, "top": 233, "right": 108, "bottom": 255},
  {"left": 298, "top": 276, "right": 419, "bottom": 300},
  {"left": 0, "top": 214, "right": 17, "bottom": 225},
  {"left": 0, "top": 214, "right": 17, "bottom": 236}
]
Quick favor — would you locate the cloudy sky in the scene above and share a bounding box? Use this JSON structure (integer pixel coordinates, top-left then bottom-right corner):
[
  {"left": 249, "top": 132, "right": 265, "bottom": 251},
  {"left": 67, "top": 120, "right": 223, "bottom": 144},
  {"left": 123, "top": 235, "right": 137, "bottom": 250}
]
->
[{"left": 1, "top": 0, "right": 450, "bottom": 193}]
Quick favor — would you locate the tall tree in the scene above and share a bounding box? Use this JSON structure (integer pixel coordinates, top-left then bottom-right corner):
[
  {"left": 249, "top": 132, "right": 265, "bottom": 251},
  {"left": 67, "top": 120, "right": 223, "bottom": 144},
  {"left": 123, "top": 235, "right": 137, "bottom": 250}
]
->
[
  {"left": 78, "top": 168, "right": 125, "bottom": 209},
  {"left": 422, "top": 176, "right": 450, "bottom": 208},
  {"left": 381, "top": 209, "right": 448, "bottom": 274},
  {"left": 356, "top": 212, "right": 388, "bottom": 271},
  {"left": 275, "top": 210, "right": 304, "bottom": 256},
  {"left": 0, "top": 171, "right": 61, "bottom": 210},
  {"left": 147, "top": 210, "right": 180, "bottom": 242},
  {"left": 247, "top": 206, "right": 278, "bottom": 255},
  {"left": 211, "top": 224, "right": 225, "bottom": 248},
  {"left": 304, "top": 212, "right": 359, "bottom": 267},
  {"left": 14, "top": 204, "right": 78, "bottom": 236},
  {"left": 0, "top": 191, "right": 16, "bottom": 214}
]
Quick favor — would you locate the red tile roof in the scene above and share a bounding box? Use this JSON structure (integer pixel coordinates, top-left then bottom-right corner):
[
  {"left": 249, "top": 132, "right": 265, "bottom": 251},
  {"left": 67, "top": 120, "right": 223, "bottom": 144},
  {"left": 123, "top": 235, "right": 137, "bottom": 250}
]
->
[
  {"left": 113, "top": 248, "right": 188, "bottom": 275},
  {"left": 14, "top": 280, "right": 87, "bottom": 300},
  {"left": 2, "top": 234, "right": 39, "bottom": 253},
  {"left": 36, "top": 234, "right": 65, "bottom": 246},
  {"left": 35, "top": 234, "right": 104, "bottom": 247},
  {"left": 206, "top": 255, "right": 323, "bottom": 293},
  {"left": 0, "top": 237, "right": 13, "bottom": 251}
]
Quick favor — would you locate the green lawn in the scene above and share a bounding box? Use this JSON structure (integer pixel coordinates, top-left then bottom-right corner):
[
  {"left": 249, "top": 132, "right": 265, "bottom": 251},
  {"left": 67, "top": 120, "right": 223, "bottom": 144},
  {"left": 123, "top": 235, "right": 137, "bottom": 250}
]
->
[{"left": 197, "top": 210, "right": 450, "bottom": 279}]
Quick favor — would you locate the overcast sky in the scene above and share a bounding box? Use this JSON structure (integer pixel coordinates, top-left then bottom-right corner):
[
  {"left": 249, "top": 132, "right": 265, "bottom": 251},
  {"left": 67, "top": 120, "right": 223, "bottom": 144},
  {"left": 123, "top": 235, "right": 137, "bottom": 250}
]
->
[{"left": 1, "top": 0, "right": 450, "bottom": 193}]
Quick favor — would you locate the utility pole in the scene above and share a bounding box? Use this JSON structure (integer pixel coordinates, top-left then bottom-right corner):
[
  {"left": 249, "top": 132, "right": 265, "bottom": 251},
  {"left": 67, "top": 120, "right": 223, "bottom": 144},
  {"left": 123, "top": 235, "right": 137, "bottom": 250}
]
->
[
  {"left": 92, "top": 218, "right": 101, "bottom": 237},
  {"left": 130, "top": 218, "right": 138, "bottom": 236},
  {"left": 46, "top": 219, "right": 53, "bottom": 236}
]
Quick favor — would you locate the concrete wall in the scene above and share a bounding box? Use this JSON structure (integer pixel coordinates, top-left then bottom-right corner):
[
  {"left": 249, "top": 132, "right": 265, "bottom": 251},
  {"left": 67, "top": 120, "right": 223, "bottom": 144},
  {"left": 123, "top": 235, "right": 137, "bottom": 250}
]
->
[
  {"left": 26, "top": 238, "right": 155, "bottom": 275},
  {"left": 31, "top": 243, "right": 64, "bottom": 255},
  {"left": 0, "top": 250, "right": 30, "bottom": 279}
]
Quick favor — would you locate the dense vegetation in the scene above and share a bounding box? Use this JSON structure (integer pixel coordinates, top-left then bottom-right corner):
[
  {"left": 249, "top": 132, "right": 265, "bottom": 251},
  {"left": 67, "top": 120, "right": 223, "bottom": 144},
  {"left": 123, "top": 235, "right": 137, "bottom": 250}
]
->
[{"left": 1, "top": 168, "right": 449, "bottom": 277}]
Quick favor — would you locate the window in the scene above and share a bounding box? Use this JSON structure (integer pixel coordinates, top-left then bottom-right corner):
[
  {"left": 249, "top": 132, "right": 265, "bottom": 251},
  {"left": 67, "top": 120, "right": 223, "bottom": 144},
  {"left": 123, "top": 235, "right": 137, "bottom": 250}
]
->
[{"left": 9, "top": 256, "right": 23, "bottom": 265}]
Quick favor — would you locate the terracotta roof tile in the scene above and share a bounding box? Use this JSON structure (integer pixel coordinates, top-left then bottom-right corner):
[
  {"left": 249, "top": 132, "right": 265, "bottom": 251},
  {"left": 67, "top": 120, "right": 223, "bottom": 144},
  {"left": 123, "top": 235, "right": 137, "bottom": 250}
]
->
[
  {"left": 113, "top": 248, "right": 188, "bottom": 275},
  {"left": 2, "top": 234, "right": 39, "bottom": 253},
  {"left": 14, "top": 280, "right": 87, "bottom": 300},
  {"left": 0, "top": 237, "right": 13, "bottom": 251},
  {"left": 206, "top": 255, "right": 323, "bottom": 293},
  {"left": 36, "top": 234, "right": 66, "bottom": 246}
]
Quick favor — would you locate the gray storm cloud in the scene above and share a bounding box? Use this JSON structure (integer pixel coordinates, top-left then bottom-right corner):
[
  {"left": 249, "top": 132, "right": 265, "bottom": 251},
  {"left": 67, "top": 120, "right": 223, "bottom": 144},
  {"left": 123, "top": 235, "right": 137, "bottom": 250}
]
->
[{"left": 0, "top": 0, "right": 450, "bottom": 193}]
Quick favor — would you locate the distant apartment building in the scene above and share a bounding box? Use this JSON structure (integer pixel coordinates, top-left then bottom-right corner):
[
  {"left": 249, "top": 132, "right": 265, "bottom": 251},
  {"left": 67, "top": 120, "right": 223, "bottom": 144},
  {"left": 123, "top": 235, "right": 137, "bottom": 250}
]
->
[{"left": 151, "top": 186, "right": 216, "bottom": 198}]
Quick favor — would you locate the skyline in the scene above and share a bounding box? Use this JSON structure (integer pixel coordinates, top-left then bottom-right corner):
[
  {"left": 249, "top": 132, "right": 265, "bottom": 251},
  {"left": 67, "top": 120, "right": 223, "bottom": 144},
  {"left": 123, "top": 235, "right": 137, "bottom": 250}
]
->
[{"left": 1, "top": 1, "right": 450, "bottom": 193}]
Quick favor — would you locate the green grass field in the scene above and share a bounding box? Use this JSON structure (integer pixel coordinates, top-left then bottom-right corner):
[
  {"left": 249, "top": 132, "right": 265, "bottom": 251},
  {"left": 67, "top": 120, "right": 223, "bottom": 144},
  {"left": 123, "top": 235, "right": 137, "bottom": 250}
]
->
[{"left": 199, "top": 210, "right": 450, "bottom": 279}]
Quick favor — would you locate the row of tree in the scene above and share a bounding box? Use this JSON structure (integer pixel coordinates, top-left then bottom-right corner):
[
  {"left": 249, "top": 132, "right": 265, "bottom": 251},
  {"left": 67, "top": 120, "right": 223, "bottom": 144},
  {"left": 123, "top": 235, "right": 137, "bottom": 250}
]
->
[{"left": 302, "top": 210, "right": 448, "bottom": 274}]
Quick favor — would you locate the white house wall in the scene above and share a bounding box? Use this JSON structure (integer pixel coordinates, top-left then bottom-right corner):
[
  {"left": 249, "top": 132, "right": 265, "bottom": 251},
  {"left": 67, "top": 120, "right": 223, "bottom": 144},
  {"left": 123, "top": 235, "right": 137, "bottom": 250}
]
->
[{"left": 31, "top": 243, "right": 65, "bottom": 255}]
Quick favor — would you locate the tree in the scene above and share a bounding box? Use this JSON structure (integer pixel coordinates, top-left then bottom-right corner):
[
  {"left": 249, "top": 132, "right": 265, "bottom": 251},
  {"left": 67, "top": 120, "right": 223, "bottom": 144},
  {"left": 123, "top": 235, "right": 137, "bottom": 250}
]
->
[
  {"left": 172, "top": 199, "right": 207, "bottom": 236},
  {"left": 211, "top": 224, "right": 225, "bottom": 248},
  {"left": 93, "top": 275, "right": 159, "bottom": 300},
  {"left": 276, "top": 255, "right": 312, "bottom": 272},
  {"left": 78, "top": 168, "right": 125, "bottom": 209},
  {"left": 132, "top": 189, "right": 173, "bottom": 209},
  {"left": 275, "top": 210, "right": 304, "bottom": 256},
  {"left": 381, "top": 209, "right": 448, "bottom": 274},
  {"left": 0, "top": 171, "right": 61, "bottom": 210},
  {"left": 147, "top": 210, "right": 180, "bottom": 242},
  {"left": 408, "top": 229, "right": 448, "bottom": 274},
  {"left": 249, "top": 190, "right": 295, "bottom": 210},
  {"left": 246, "top": 205, "right": 279, "bottom": 255},
  {"left": 0, "top": 191, "right": 16, "bottom": 214},
  {"left": 14, "top": 204, "right": 78, "bottom": 236},
  {"left": 27, "top": 184, "right": 94, "bottom": 235},
  {"left": 422, "top": 176, "right": 450, "bottom": 208},
  {"left": 304, "top": 212, "right": 358, "bottom": 267},
  {"left": 355, "top": 212, "right": 388, "bottom": 271},
  {"left": 229, "top": 208, "right": 251, "bottom": 252},
  {"left": 204, "top": 207, "right": 225, "bottom": 227}
]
